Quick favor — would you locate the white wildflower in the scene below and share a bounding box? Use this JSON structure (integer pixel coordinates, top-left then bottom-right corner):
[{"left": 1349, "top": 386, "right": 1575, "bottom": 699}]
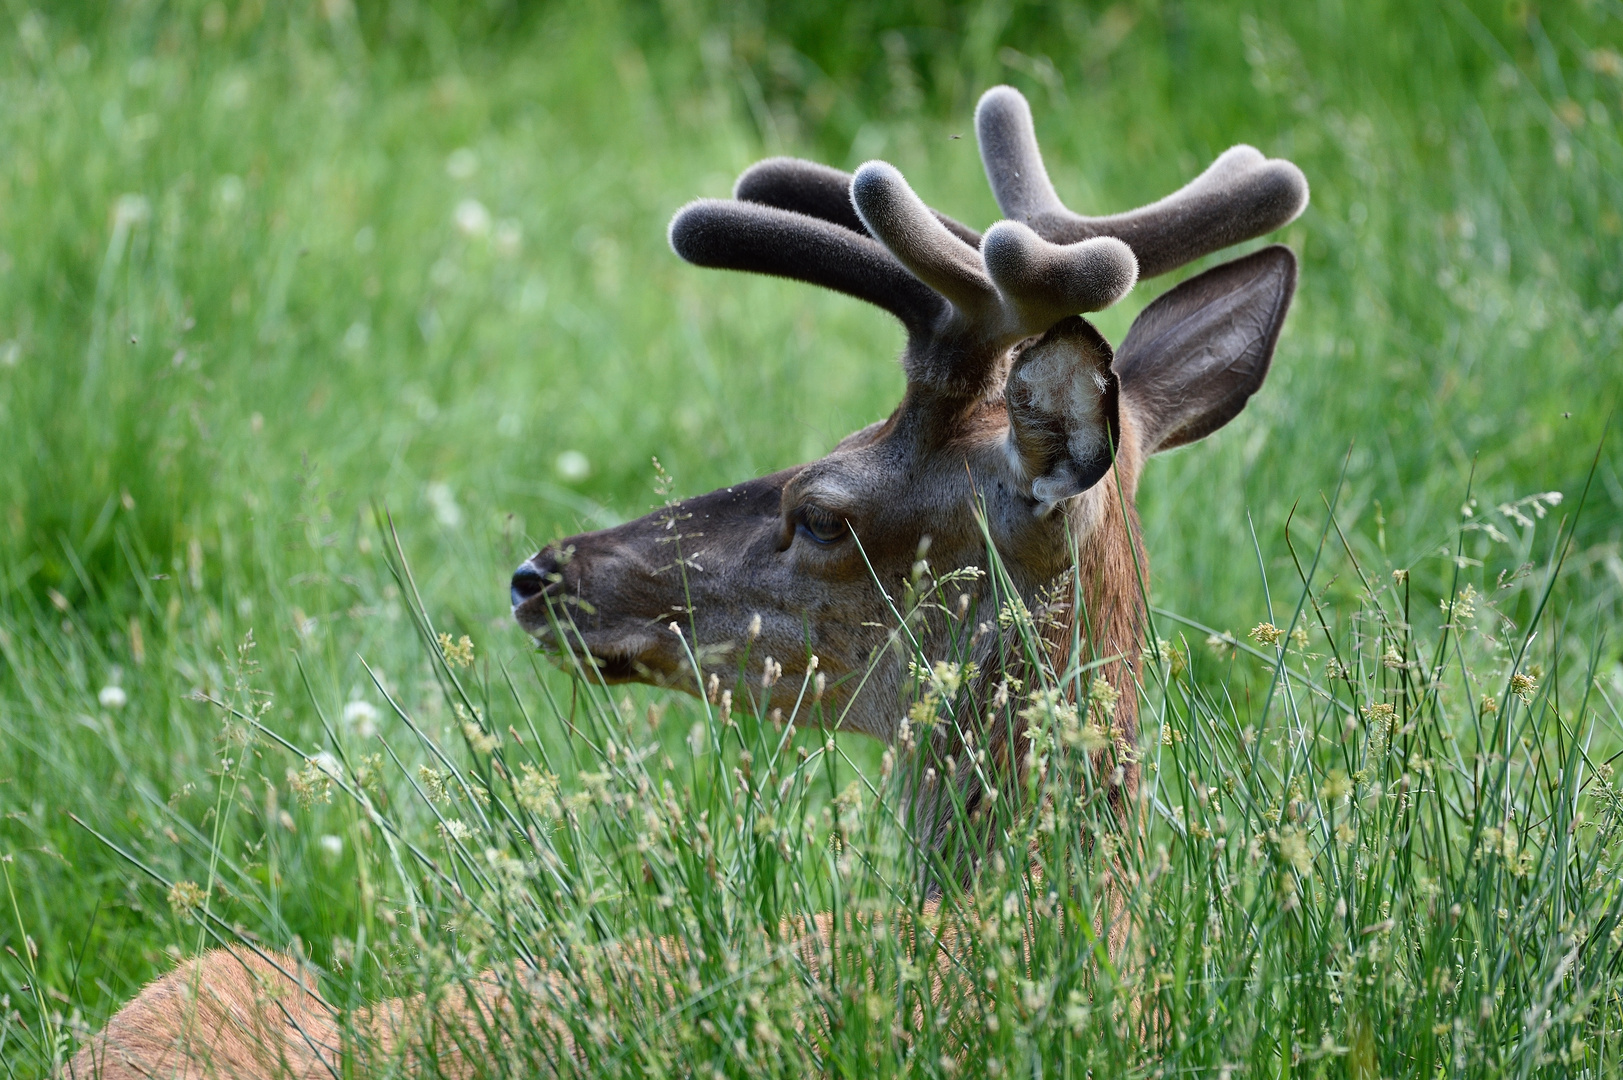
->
[
  {"left": 445, "top": 147, "right": 478, "bottom": 179},
  {"left": 453, "top": 198, "right": 490, "bottom": 237},
  {"left": 114, "top": 193, "right": 152, "bottom": 226},
  {"left": 555, "top": 450, "right": 590, "bottom": 482},
  {"left": 342, "top": 699, "right": 379, "bottom": 739},
  {"left": 425, "top": 482, "right": 462, "bottom": 528},
  {"left": 494, "top": 219, "right": 522, "bottom": 256},
  {"left": 342, "top": 321, "right": 370, "bottom": 353}
]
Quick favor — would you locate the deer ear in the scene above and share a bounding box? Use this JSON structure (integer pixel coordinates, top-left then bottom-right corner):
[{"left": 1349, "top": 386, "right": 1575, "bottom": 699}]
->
[
  {"left": 1115, "top": 244, "right": 1297, "bottom": 455},
  {"left": 1004, "top": 316, "right": 1121, "bottom": 511}
]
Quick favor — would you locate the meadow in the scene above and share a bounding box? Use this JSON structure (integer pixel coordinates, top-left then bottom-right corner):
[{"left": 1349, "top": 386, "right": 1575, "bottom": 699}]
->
[{"left": 2, "top": 0, "right": 1623, "bottom": 1075}]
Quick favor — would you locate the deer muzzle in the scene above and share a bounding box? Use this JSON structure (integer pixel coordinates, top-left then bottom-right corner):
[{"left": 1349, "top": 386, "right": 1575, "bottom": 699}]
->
[{"left": 510, "top": 544, "right": 663, "bottom": 682}]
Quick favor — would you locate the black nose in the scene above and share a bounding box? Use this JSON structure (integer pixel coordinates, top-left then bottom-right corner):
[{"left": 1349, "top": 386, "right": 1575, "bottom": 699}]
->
[{"left": 510, "top": 561, "right": 548, "bottom": 608}]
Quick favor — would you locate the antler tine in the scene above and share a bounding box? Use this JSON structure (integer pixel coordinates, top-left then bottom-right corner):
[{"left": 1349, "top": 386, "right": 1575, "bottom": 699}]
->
[
  {"left": 734, "top": 157, "right": 984, "bottom": 247},
  {"left": 849, "top": 162, "right": 992, "bottom": 314},
  {"left": 852, "top": 161, "right": 1135, "bottom": 322},
  {"left": 850, "top": 161, "right": 1137, "bottom": 393},
  {"left": 975, "top": 85, "right": 1309, "bottom": 279},
  {"left": 668, "top": 199, "right": 947, "bottom": 335},
  {"left": 982, "top": 220, "right": 1138, "bottom": 329}
]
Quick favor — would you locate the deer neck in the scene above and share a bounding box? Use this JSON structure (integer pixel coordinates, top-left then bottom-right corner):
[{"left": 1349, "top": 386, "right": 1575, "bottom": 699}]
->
[{"left": 900, "top": 422, "right": 1147, "bottom": 874}]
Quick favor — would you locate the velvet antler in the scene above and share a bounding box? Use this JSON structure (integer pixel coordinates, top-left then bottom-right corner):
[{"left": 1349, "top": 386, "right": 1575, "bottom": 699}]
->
[
  {"left": 669, "top": 87, "right": 1306, "bottom": 401},
  {"left": 974, "top": 85, "right": 1308, "bottom": 279},
  {"left": 732, "top": 157, "right": 983, "bottom": 246},
  {"left": 668, "top": 199, "right": 947, "bottom": 335},
  {"left": 670, "top": 162, "right": 1136, "bottom": 400}
]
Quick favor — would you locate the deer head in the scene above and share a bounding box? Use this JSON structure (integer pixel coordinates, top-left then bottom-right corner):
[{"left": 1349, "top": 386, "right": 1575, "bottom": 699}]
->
[{"left": 512, "top": 87, "right": 1305, "bottom": 759}]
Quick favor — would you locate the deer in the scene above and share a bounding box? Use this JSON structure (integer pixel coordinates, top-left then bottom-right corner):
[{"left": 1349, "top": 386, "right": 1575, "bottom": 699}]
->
[{"left": 70, "top": 86, "right": 1305, "bottom": 1078}]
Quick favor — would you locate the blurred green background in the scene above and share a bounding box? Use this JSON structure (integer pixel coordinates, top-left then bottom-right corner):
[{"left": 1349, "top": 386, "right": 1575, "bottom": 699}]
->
[{"left": 1, "top": 0, "right": 1621, "bottom": 1051}]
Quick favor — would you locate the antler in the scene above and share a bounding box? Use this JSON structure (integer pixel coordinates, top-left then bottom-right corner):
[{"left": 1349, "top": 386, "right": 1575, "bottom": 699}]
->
[
  {"left": 732, "top": 157, "right": 984, "bottom": 247},
  {"left": 974, "top": 86, "right": 1308, "bottom": 279},
  {"left": 667, "top": 197, "right": 946, "bottom": 335},
  {"left": 668, "top": 85, "right": 1305, "bottom": 400},
  {"left": 670, "top": 162, "right": 1136, "bottom": 400}
]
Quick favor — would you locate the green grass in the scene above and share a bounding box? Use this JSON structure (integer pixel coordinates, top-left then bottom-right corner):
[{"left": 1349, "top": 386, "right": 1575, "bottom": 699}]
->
[{"left": 2, "top": 0, "right": 1623, "bottom": 1075}]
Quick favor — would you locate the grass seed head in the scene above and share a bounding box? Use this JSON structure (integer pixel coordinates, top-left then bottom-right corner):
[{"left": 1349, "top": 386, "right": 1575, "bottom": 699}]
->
[
  {"left": 439, "top": 633, "right": 475, "bottom": 669},
  {"left": 1510, "top": 671, "right": 1538, "bottom": 702},
  {"left": 167, "top": 880, "right": 206, "bottom": 916}
]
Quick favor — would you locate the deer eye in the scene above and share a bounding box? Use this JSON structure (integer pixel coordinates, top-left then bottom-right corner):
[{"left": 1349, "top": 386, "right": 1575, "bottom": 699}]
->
[{"left": 795, "top": 505, "right": 848, "bottom": 546}]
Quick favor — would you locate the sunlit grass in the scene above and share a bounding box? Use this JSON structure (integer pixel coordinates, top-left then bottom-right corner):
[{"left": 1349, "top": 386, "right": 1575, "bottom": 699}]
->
[{"left": 36, "top": 468, "right": 1623, "bottom": 1076}]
